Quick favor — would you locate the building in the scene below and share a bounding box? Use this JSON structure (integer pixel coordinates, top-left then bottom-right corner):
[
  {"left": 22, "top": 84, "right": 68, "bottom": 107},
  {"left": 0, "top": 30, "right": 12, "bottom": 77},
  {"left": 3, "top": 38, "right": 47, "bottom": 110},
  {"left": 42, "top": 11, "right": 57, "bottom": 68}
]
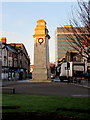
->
[
  {"left": 10, "top": 43, "right": 30, "bottom": 79},
  {"left": 65, "top": 51, "right": 78, "bottom": 62},
  {"left": 1, "top": 37, "right": 30, "bottom": 80},
  {"left": 55, "top": 26, "right": 90, "bottom": 78},
  {"left": 2, "top": 38, "right": 18, "bottom": 80},
  {"left": 55, "top": 26, "right": 86, "bottom": 62},
  {"left": 55, "top": 26, "right": 77, "bottom": 62}
]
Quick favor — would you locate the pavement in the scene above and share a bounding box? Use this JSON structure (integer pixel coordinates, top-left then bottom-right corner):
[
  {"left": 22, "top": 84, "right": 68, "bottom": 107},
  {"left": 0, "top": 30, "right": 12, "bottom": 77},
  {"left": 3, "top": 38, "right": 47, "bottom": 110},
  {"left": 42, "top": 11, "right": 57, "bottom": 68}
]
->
[
  {"left": 52, "top": 77, "right": 90, "bottom": 89},
  {"left": 0, "top": 79, "right": 31, "bottom": 86},
  {"left": 1, "top": 78, "right": 90, "bottom": 97},
  {"left": 71, "top": 82, "right": 90, "bottom": 89},
  {"left": 1, "top": 78, "right": 90, "bottom": 88}
]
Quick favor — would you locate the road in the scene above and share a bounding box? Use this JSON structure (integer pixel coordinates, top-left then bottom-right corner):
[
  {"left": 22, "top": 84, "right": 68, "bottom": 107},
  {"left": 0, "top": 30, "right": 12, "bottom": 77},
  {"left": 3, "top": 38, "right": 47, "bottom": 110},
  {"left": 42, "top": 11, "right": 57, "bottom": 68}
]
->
[{"left": 2, "top": 80, "right": 90, "bottom": 97}]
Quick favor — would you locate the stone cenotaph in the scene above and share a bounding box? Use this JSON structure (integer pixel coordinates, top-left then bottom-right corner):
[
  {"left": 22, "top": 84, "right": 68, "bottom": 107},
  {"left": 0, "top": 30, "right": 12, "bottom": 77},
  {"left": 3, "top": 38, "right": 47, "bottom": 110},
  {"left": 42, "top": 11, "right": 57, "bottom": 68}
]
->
[{"left": 32, "top": 19, "right": 51, "bottom": 82}]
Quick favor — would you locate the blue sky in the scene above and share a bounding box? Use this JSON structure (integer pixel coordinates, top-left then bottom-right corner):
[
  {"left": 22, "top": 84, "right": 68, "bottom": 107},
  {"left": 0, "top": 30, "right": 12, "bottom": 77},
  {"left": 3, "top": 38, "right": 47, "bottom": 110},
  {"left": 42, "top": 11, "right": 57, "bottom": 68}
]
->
[{"left": 1, "top": 2, "right": 80, "bottom": 64}]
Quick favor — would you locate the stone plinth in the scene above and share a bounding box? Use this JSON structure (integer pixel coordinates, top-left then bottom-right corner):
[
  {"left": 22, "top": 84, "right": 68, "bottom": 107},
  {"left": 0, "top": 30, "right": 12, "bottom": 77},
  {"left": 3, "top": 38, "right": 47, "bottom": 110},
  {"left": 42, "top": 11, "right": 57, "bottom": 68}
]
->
[{"left": 32, "top": 68, "right": 51, "bottom": 82}]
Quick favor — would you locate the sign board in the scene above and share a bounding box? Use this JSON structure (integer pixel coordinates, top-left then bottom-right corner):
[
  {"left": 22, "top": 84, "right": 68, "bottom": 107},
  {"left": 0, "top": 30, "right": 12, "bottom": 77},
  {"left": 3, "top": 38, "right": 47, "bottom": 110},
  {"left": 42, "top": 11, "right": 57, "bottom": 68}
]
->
[
  {"left": 74, "top": 66, "right": 84, "bottom": 71},
  {"left": 87, "top": 63, "right": 90, "bottom": 66}
]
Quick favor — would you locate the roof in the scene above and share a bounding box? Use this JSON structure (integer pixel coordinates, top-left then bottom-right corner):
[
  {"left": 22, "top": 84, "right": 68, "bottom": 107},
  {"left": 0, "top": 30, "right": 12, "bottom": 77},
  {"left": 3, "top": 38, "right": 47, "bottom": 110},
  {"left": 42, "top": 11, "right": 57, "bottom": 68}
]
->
[
  {"left": 67, "top": 50, "right": 78, "bottom": 53},
  {"left": 10, "top": 43, "right": 28, "bottom": 56},
  {"left": 2, "top": 43, "right": 18, "bottom": 53},
  {"left": 10, "top": 43, "right": 23, "bottom": 47},
  {"left": 7, "top": 44, "right": 18, "bottom": 53},
  {"left": 58, "top": 56, "right": 65, "bottom": 62}
]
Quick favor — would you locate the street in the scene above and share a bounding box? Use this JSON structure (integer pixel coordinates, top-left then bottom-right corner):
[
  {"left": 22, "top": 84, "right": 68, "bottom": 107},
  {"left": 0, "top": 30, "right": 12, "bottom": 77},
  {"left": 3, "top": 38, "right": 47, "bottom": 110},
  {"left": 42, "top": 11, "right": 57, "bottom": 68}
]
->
[{"left": 2, "top": 80, "right": 90, "bottom": 97}]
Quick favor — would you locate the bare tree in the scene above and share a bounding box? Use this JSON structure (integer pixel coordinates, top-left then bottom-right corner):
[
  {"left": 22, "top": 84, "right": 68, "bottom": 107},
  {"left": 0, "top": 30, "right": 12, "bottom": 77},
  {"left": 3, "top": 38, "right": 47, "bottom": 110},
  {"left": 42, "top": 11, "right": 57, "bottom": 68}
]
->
[{"left": 64, "top": 0, "right": 90, "bottom": 60}]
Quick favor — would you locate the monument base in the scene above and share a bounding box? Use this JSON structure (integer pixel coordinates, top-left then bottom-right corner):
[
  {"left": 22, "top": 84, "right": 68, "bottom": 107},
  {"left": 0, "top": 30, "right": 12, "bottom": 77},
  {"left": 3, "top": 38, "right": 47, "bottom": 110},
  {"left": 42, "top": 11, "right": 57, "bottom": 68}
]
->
[{"left": 32, "top": 68, "right": 51, "bottom": 82}]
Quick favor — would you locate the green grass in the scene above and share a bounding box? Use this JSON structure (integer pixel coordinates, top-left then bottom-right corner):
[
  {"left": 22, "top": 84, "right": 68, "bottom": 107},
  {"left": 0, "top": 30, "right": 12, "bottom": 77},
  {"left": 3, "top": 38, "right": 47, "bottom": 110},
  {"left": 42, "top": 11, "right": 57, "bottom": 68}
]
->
[{"left": 2, "top": 94, "right": 90, "bottom": 119}]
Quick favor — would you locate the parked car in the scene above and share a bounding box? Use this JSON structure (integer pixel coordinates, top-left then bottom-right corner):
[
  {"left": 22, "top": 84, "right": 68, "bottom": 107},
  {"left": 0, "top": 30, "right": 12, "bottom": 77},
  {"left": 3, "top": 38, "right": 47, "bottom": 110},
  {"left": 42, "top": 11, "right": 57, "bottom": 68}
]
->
[
  {"left": 51, "top": 74, "right": 56, "bottom": 79},
  {"left": 73, "top": 77, "right": 84, "bottom": 83},
  {"left": 28, "top": 72, "right": 32, "bottom": 79},
  {"left": 51, "top": 76, "right": 61, "bottom": 82}
]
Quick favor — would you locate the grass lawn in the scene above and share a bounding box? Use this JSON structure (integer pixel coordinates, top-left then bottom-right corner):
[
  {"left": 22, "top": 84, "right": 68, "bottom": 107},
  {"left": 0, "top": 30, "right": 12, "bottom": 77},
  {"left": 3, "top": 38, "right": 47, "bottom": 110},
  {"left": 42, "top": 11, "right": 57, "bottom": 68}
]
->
[{"left": 2, "top": 94, "right": 90, "bottom": 119}]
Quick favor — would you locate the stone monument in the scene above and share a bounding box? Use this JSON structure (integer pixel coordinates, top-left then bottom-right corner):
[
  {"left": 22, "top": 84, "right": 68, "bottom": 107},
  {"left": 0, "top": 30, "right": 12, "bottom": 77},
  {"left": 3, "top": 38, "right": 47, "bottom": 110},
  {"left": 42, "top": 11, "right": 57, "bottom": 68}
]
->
[{"left": 32, "top": 19, "right": 51, "bottom": 82}]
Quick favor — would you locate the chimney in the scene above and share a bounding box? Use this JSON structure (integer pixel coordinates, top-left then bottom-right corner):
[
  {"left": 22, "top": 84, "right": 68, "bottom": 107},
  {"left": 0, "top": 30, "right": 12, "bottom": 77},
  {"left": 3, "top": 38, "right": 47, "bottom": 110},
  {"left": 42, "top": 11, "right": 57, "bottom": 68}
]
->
[{"left": 1, "top": 37, "right": 7, "bottom": 43}]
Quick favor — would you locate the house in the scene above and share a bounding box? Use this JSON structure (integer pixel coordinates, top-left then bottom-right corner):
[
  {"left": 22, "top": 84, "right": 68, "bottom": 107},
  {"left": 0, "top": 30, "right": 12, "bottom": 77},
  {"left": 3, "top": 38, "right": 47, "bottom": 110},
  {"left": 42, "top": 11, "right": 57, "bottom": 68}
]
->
[{"left": 1, "top": 37, "right": 30, "bottom": 80}]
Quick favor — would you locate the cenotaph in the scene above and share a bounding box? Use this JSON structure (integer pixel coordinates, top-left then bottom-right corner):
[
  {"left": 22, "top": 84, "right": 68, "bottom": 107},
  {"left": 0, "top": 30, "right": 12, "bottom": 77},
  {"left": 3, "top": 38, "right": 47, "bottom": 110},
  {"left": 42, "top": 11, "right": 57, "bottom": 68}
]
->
[{"left": 32, "top": 19, "right": 51, "bottom": 82}]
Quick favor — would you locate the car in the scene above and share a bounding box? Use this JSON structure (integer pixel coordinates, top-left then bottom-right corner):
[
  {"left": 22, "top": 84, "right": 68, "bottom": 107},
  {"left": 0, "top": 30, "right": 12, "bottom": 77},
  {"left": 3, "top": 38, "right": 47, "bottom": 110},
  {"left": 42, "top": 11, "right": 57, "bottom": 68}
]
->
[
  {"left": 73, "top": 77, "right": 82, "bottom": 83},
  {"left": 51, "top": 74, "right": 56, "bottom": 79},
  {"left": 28, "top": 72, "right": 32, "bottom": 79},
  {"left": 51, "top": 76, "right": 61, "bottom": 82},
  {"left": 54, "top": 78, "right": 60, "bottom": 82}
]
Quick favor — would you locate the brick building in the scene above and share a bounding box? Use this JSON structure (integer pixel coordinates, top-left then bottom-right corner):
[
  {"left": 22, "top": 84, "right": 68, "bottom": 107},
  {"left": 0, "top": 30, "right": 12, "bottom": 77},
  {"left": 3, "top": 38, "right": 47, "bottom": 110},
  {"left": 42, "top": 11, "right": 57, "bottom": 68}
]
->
[{"left": 1, "top": 37, "right": 30, "bottom": 80}]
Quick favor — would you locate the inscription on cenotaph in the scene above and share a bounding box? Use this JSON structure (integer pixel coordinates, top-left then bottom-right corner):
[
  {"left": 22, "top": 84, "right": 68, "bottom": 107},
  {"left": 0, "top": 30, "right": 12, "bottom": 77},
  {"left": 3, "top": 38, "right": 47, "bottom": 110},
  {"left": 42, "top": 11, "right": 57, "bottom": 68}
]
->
[{"left": 32, "top": 19, "right": 51, "bottom": 82}]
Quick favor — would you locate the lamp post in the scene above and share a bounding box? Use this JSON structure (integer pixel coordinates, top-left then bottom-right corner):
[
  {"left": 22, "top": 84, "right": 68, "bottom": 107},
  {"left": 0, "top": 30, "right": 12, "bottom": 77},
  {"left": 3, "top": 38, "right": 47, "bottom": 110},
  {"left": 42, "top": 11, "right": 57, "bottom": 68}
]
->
[{"left": 67, "top": 62, "right": 70, "bottom": 83}]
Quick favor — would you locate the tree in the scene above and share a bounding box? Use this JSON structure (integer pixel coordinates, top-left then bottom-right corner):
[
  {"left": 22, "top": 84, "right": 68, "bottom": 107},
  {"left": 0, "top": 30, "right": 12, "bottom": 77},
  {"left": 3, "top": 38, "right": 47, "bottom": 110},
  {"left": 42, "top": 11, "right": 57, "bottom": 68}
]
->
[{"left": 64, "top": 0, "right": 90, "bottom": 60}]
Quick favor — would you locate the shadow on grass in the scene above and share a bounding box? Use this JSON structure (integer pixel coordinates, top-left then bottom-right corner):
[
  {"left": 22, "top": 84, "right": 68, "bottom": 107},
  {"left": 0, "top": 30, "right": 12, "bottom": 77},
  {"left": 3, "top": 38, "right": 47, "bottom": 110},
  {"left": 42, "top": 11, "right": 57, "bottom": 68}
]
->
[
  {"left": 2, "top": 112, "right": 86, "bottom": 120},
  {"left": 56, "top": 108, "right": 89, "bottom": 113}
]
